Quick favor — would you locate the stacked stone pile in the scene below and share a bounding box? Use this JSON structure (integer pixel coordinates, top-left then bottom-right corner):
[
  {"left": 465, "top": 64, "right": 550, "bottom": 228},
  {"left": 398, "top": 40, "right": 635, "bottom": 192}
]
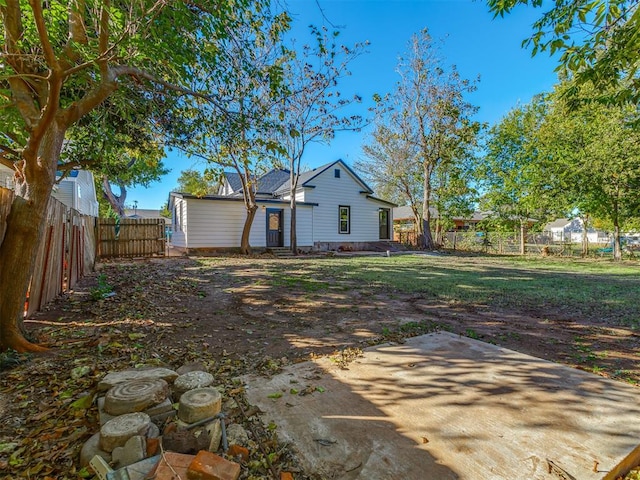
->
[{"left": 80, "top": 365, "right": 248, "bottom": 480}]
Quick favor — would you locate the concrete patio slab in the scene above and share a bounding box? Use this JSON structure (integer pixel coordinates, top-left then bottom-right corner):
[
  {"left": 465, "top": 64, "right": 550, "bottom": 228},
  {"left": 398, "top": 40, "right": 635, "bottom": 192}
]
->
[{"left": 243, "top": 332, "right": 640, "bottom": 480}]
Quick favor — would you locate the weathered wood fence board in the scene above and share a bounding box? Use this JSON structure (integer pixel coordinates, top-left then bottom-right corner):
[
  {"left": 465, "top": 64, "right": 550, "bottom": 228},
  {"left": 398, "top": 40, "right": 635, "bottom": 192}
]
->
[
  {"left": 0, "top": 187, "right": 13, "bottom": 244},
  {"left": 26, "top": 199, "right": 96, "bottom": 317},
  {"left": 97, "top": 218, "right": 165, "bottom": 258},
  {"left": 0, "top": 188, "right": 97, "bottom": 317}
]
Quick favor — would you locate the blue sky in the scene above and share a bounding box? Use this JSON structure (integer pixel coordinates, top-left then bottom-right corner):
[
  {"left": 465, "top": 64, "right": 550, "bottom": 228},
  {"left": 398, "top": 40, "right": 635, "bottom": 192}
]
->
[{"left": 129, "top": 0, "right": 559, "bottom": 209}]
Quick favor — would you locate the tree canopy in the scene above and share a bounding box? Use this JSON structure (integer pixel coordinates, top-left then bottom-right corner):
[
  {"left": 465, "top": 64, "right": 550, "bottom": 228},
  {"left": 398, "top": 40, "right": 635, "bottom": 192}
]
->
[
  {"left": 368, "top": 29, "right": 480, "bottom": 249},
  {"left": 274, "top": 26, "right": 367, "bottom": 253},
  {"left": 488, "top": 0, "right": 640, "bottom": 108},
  {"left": 0, "top": 0, "right": 272, "bottom": 351}
]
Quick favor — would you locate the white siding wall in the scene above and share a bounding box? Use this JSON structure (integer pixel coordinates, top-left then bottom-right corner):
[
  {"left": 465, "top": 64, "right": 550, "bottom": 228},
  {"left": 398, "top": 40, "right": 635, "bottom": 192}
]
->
[
  {"left": 51, "top": 172, "right": 99, "bottom": 216},
  {"left": 52, "top": 182, "right": 74, "bottom": 210},
  {"left": 171, "top": 197, "right": 188, "bottom": 247},
  {"left": 303, "top": 166, "right": 385, "bottom": 243},
  {"left": 74, "top": 171, "right": 98, "bottom": 216},
  {"left": 0, "top": 164, "right": 14, "bottom": 189},
  {"left": 282, "top": 204, "right": 313, "bottom": 247},
  {"left": 170, "top": 197, "right": 315, "bottom": 249}
]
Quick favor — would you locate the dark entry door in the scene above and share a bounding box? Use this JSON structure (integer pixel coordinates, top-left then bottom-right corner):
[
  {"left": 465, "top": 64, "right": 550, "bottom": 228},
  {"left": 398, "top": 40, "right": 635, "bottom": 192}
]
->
[
  {"left": 379, "top": 208, "right": 390, "bottom": 240},
  {"left": 266, "top": 208, "right": 284, "bottom": 247}
]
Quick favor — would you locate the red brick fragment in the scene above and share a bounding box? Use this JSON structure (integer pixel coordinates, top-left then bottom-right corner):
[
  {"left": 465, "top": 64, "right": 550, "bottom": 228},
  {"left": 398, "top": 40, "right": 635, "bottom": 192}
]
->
[
  {"left": 146, "top": 437, "right": 159, "bottom": 456},
  {"left": 153, "top": 452, "right": 195, "bottom": 480},
  {"left": 187, "top": 450, "right": 241, "bottom": 480},
  {"left": 228, "top": 444, "right": 249, "bottom": 462}
]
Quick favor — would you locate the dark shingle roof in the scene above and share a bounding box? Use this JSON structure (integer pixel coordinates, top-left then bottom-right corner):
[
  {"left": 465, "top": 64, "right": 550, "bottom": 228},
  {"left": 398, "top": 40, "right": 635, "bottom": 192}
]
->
[
  {"left": 224, "top": 172, "right": 244, "bottom": 192},
  {"left": 256, "top": 169, "right": 290, "bottom": 194}
]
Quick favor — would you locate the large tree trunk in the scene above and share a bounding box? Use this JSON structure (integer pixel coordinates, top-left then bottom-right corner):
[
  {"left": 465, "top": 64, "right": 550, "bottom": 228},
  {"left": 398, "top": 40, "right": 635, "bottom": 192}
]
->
[
  {"left": 240, "top": 204, "right": 257, "bottom": 255},
  {"left": 613, "top": 223, "right": 622, "bottom": 261},
  {"left": 421, "top": 165, "right": 435, "bottom": 250},
  {"left": 421, "top": 197, "right": 435, "bottom": 250},
  {"left": 519, "top": 221, "right": 526, "bottom": 256},
  {"left": 422, "top": 217, "right": 435, "bottom": 250},
  {"left": 0, "top": 125, "right": 64, "bottom": 352}
]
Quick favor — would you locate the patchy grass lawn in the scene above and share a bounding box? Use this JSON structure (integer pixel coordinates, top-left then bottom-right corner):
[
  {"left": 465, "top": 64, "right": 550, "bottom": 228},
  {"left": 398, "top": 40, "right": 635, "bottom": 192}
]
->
[{"left": 1, "top": 252, "right": 639, "bottom": 479}]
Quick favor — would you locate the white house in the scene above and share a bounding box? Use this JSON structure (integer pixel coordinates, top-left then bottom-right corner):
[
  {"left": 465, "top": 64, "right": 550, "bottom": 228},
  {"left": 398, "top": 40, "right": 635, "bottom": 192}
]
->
[
  {"left": 0, "top": 165, "right": 98, "bottom": 217},
  {"left": 51, "top": 170, "right": 99, "bottom": 217},
  {"left": 543, "top": 218, "right": 608, "bottom": 243},
  {"left": 168, "top": 159, "right": 396, "bottom": 253},
  {"left": 0, "top": 163, "right": 14, "bottom": 189}
]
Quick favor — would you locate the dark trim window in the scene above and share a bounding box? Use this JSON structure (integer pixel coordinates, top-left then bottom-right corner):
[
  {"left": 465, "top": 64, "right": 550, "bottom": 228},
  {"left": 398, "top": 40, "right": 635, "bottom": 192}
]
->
[
  {"left": 334, "top": 168, "right": 341, "bottom": 178},
  {"left": 339, "top": 205, "right": 350, "bottom": 234}
]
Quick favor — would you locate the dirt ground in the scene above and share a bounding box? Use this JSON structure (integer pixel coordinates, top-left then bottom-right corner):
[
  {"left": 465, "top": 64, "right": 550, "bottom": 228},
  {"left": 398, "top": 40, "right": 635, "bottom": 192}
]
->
[{"left": 1, "top": 254, "right": 639, "bottom": 479}]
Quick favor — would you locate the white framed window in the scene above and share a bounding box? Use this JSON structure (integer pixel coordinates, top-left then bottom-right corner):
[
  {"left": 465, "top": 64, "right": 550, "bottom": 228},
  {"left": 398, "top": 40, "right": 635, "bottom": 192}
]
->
[{"left": 339, "top": 205, "right": 350, "bottom": 234}]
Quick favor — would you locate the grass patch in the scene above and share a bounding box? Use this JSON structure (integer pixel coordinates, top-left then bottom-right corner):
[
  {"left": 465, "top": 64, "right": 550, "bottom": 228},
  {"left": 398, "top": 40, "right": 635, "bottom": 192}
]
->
[
  {"left": 194, "top": 253, "right": 639, "bottom": 328},
  {"left": 292, "top": 255, "right": 640, "bottom": 326},
  {"left": 252, "top": 255, "right": 640, "bottom": 326}
]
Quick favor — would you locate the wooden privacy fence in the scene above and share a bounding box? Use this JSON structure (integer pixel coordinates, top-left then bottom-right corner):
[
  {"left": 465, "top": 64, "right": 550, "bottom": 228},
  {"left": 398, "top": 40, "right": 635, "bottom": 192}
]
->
[
  {"left": 0, "top": 187, "right": 96, "bottom": 317},
  {"left": 0, "top": 187, "right": 12, "bottom": 243},
  {"left": 97, "top": 217, "right": 166, "bottom": 258}
]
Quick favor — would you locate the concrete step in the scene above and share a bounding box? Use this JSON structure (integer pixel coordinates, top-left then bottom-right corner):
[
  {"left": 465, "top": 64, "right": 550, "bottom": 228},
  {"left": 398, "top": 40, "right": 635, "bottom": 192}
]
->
[{"left": 268, "top": 247, "right": 294, "bottom": 258}]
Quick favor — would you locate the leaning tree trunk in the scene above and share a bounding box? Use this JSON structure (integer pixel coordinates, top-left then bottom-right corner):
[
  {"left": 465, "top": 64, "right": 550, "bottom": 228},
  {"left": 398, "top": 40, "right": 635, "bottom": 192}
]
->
[
  {"left": 102, "top": 176, "right": 127, "bottom": 217},
  {"left": 0, "top": 127, "right": 64, "bottom": 352},
  {"left": 239, "top": 204, "right": 257, "bottom": 255}
]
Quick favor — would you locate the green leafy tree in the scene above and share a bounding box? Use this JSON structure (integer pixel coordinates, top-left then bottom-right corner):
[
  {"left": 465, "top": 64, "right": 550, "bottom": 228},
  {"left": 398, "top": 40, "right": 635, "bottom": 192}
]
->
[
  {"left": 431, "top": 161, "right": 477, "bottom": 245},
  {"left": 0, "top": 0, "right": 263, "bottom": 352},
  {"left": 488, "top": 0, "right": 640, "bottom": 108},
  {"left": 175, "top": 11, "right": 290, "bottom": 254},
  {"left": 538, "top": 83, "right": 640, "bottom": 260},
  {"left": 357, "top": 122, "right": 424, "bottom": 237},
  {"left": 377, "top": 29, "right": 481, "bottom": 250},
  {"left": 175, "top": 169, "right": 218, "bottom": 197},
  {"left": 275, "top": 26, "right": 367, "bottom": 254},
  {"left": 63, "top": 86, "right": 170, "bottom": 216},
  {"left": 476, "top": 98, "right": 552, "bottom": 253}
]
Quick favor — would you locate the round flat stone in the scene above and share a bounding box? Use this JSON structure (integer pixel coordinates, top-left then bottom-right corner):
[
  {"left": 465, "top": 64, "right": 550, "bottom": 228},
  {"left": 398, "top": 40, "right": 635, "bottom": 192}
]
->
[
  {"left": 104, "top": 378, "right": 169, "bottom": 416},
  {"left": 99, "top": 412, "right": 151, "bottom": 452},
  {"left": 178, "top": 388, "right": 222, "bottom": 424},
  {"left": 174, "top": 371, "right": 214, "bottom": 395},
  {"left": 97, "top": 367, "right": 178, "bottom": 391}
]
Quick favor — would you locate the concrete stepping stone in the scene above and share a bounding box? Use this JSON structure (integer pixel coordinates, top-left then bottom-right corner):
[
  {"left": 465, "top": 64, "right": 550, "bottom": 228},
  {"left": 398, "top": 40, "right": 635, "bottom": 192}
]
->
[
  {"left": 99, "top": 412, "right": 151, "bottom": 452},
  {"left": 98, "top": 367, "right": 178, "bottom": 391},
  {"left": 178, "top": 387, "right": 221, "bottom": 424},
  {"left": 104, "top": 378, "right": 169, "bottom": 415},
  {"left": 173, "top": 371, "right": 214, "bottom": 396}
]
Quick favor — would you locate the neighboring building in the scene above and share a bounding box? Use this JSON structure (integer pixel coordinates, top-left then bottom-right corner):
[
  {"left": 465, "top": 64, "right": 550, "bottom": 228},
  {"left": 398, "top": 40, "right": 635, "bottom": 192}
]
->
[
  {"left": 393, "top": 206, "right": 489, "bottom": 232},
  {"left": 0, "top": 164, "right": 14, "bottom": 189},
  {"left": 543, "top": 218, "right": 608, "bottom": 243},
  {"left": 0, "top": 165, "right": 98, "bottom": 217},
  {"left": 51, "top": 170, "right": 99, "bottom": 217},
  {"left": 168, "top": 159, "right": 396, "bottom": 253},
  {"left": 124, "top": 208, "right": 168, "bottom": 222}
]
